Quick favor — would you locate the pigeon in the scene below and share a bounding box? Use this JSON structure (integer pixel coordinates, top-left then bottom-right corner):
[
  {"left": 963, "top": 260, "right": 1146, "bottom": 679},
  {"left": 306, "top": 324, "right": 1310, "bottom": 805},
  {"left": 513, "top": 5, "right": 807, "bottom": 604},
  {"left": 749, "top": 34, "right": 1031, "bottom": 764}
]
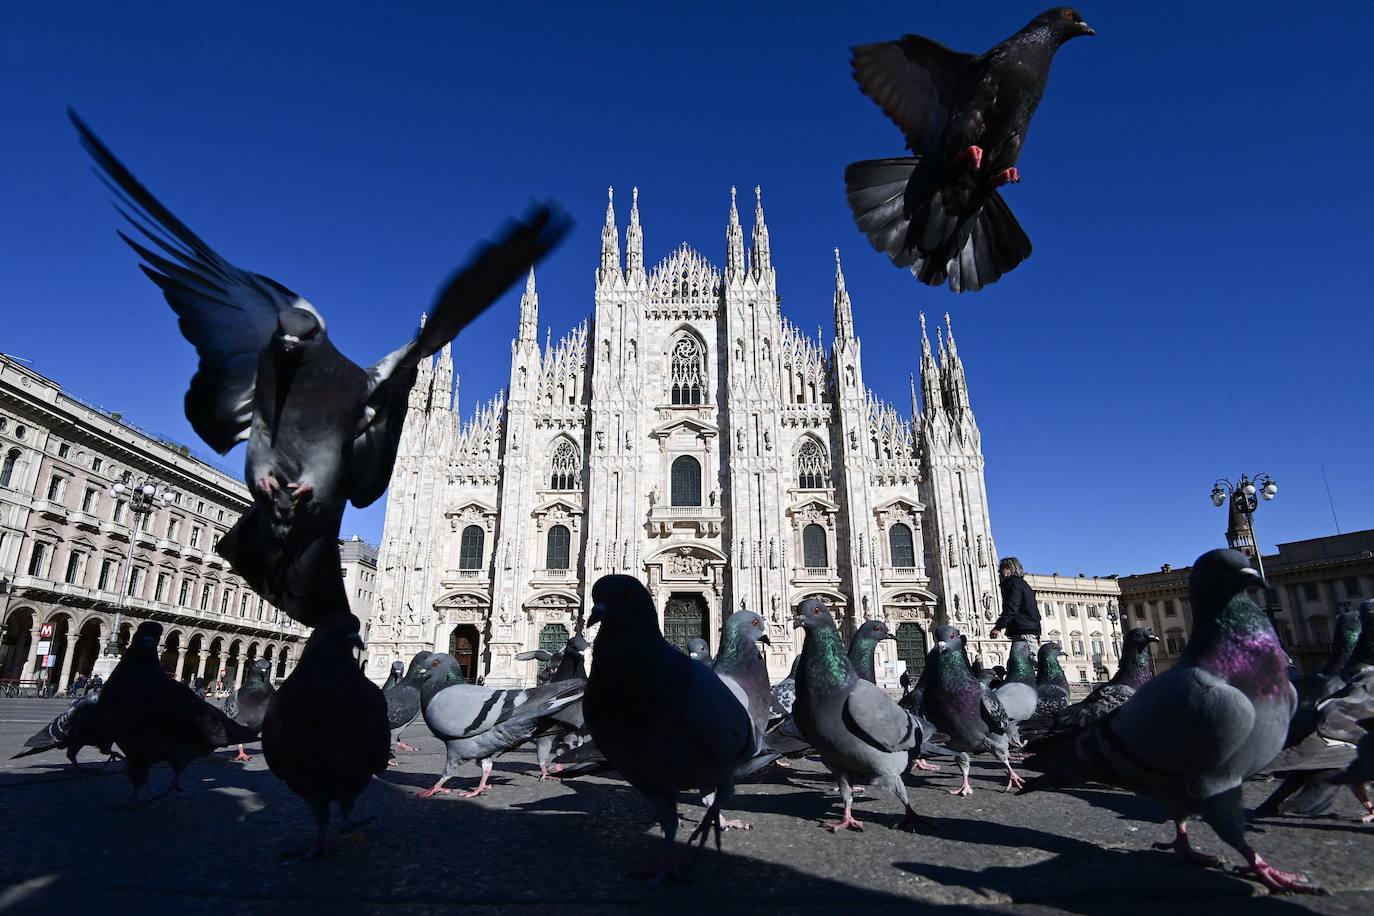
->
[
  {"left": 531, "top": 636, "right": 591, "bottom": 780},
  {"left": 71, "top": 111, "right": 569, "bottom": 625},
  {"left": 1020, "top": 549, "right": 1322, "bottom": 894},
  {"left": 1023, "top": 628, "right": 1159, "bottom": 738},
  {"left": 262, "top": 612, "right": 390, "bottom": 858},
  {"left": 1330, "top": 715, "right": 1374, "bottom": 822},
  {"left": 1033, "top": 641, "right": 1072, "bottom": 718},
  {"left": 99, "top": 621, "right": 258, "bottom": 806},
  {"left": 921, "top": 626, "right": 1023, "bottom": 795},
  {"left": 583, "top": 575, "right": 753, "bottom": 881},
  {"left": 1340, "top": 600, "right": 1374, "bottom": 679},
  {"left": 791, "top": 598, "right": 933, "bottom": 833},
  {"left": 847, "top": 620, "right": 895, "bottom": 684},
  {"left": 771, "top": 654, "right": 802, "bottom": 719},
  {"left": 1000, "top": 637, "right": 1037, "bottom": 688},
  {"left": 382, "top": 660, "right": 405, "bottom": 691},
  {"left": 687, "top": 638, "right": 713, "bottom": 664},
  {"left": 384, "top": 651, "right": 433, "bottom": 755},
  {"left": 845, "top": 8, "right": 1093, "bottom": 292},
  {"left": 714, "top": 611, "right": 773, "bottom": 745},
  {"left": 11, "top": 692, "right": 119, "bottom": 769},
  {"left": 415, "top": 654, "right": 583, "bottom": 798},
  {"left": 223, "top": 657, "right": 276, "bottom": 762},
  {"left": 1281, "top": 610, "right": 1362, "bottom": 750}
]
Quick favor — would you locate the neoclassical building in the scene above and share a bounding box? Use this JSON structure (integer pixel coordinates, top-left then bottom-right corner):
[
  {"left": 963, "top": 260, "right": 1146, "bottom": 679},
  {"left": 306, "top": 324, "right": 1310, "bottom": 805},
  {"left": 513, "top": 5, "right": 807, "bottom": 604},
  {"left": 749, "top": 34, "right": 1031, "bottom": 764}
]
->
[{"left": 367, "top": 187, "right": 1004, "bottom": 687}]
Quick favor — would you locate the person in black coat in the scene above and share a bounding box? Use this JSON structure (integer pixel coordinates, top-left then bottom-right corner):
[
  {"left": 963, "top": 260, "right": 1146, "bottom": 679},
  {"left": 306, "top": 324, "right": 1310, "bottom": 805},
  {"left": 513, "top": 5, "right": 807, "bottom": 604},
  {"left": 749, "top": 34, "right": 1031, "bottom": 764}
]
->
[{"left": 989, "top": 556, "right": 1041, "bottom": 641}]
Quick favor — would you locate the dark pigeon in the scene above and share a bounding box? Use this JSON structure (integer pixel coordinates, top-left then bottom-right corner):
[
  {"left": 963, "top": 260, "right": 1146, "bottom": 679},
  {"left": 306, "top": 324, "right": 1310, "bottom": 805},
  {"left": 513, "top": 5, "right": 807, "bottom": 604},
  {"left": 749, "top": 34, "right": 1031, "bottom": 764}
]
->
[
  {"left": 846, "top": 8, "right": 1093, "bottom": 291},
  {"left": 1023, "top": 627, "right": 1159, "bottom": 738},
  {"left": 100, "top": 621, "right": 258, "bottom": 806},
  {"left": 714, "top": 611, "right": 773, "bottom": 746},
  {"left": 1001, "top": 637, "right": 1037, "bottom": 688},
  {"left": 921, "top": 626, "right": 1023, "bottom": 795},
  {"left": 384, "top": 651, "right": 433, "bottom": 755},
  {"left": 1033, "top": 642, "right": 1071, "bottom": 718},
  {"left": 381, "top": 660, "right": 405, "bottom": 692},
  {"left": 416, "top": 654, "right": 583, "bottom": 798},
  {"left": 1330, "top": 715, "right": 1374, "bottom": 822},
  {"left": 262, "top": 612, "right": 389, "bottom": 858},
  {"left": 223, "top": 657, "right": 275, "bottom": 762},
  {"left": 791, "top": 598, "right": 934, "bottom": 833},
  {"left": 11, "top": 692, "right": 119, "bottom": 769},
  {"left": 583, "top": 576, "right": 753, "bottom": 881},
  {"left": 1340, "top": 600, "right": 1374, "bottom": 678},
  {"left": 532, "top": 636, "right": 591, "bottom": 780},
  {"left": 687, "top": 638, "right": 713, "bottom": 665},
  {"left": 1021, "top": 549, "right": 1322, "bottom": 894},
  {"left": 71, "top": 111, "right": 569, "bottom": 625}
]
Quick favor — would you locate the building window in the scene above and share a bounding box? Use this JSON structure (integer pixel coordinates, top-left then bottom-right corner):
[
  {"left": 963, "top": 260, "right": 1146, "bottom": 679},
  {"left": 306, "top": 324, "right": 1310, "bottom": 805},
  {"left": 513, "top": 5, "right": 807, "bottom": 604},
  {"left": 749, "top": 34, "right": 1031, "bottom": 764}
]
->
[
  {"left": 92, "top": 457, "right": 102, "bottom": 472},
  {"left": 113, "top": 500, "right": 126, "bottom": 524},
  {"left": 240, "top": 594, "right": 249, "bottom": 617},
  {"left": 797, "top": 439, "right": 826, "bottom": 489},
  {"left": 669, "top": 336, "right": 705, "bottom": 405},
  {"left": 550, "top": 440, "right": 580, "bottom": 490},
  {"left": 127, "top": 567, "right": 143, "bottom": 597},
  {"left": 671, "top": 455, "right": 701, "bottom": 506},
  {"left": 888, "top": 524, "right": 915, "bottom": 568},
  {"left": 546, "top": 525, "right": 571, "bottom": 570},
  {"left": 1301, "top": 582, "right": 1319, "bottom": 601},
  {"left": 1, "top": 449, "right": 19, "bottom": 487},
  {"left": 64, "top": 551, "right": 82, "bottom": 584},
  {"left": 803, "top": 524, "right": 828, "bottom": 569},
  {"left": 82, "top": 488, "right": 97, "bottom": 512},
  {"left": 1071, "top": 638, "right": 1085, "bottom": 656},
  {"left": 1344, "top": 577, "right": 1362, "bottom": 599},
  {"left": 46, "top": 474, "right": 64, "bottom": 501},
  {"left": 27, "top": 542, "right": 47, "bottom": 577},
  {"left": 1133, "top": 603, "right": 1145, "bottom": 619},
  {"left": 1310, "top": 617, "right": 1330, "bottom": 644},
  {"left": 190, "top": 527, "right": 201, "bottom": 549},
  {"left": 99, "top": 558, "right": 115, "bottom": 591},
  {"left": 200, "top": 584, "right": 211, "bottom": 611},
  {"left": 1166, "top": 634, "right": 1184, "bottom": 654},
  {"left": 155, "top": 572, "right": 168, "bottom": 602},
  {"left": 167, "top": 518, "right": 180, "bottom": 541},
  {"left": 57, "top": 442, "right": 70, "bottom": 458},
  {"left": 178, "top": 579, "right": 191, "bottom": 606},
  {"left": 1087, "top": 604, "right": 1100, "bottom": 619},
  {"left": 1163, "top": 599, "right": 1177, "bottom": 616},
  {"left": 1067, "top": 603, "right": 1079, "bottom": 618},
  {"left": 539, "top": 623, "right": 570, "bottom": 654},
  {"left": 220, "top": 591, "right": 231, "bottom": 614},
  {"left": 459, "top": 525, "right": 484, "bottom": 570},
  {"left": 196, "top": 500, "right": 204, "bottom": 514},
  {"left": 1091, "top": 638, "right": 1104, "bottom": 656}
]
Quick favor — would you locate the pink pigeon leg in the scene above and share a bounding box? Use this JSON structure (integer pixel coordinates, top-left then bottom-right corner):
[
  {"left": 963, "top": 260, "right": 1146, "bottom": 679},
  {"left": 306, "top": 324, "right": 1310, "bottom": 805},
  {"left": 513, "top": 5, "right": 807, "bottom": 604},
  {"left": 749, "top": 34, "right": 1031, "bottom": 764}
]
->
[
  {"left": 1152, "top": 821, "right": 1221, "bottom": 867},
  {"left": 958, "top": 145, "right": 984, "bottom": 171}
]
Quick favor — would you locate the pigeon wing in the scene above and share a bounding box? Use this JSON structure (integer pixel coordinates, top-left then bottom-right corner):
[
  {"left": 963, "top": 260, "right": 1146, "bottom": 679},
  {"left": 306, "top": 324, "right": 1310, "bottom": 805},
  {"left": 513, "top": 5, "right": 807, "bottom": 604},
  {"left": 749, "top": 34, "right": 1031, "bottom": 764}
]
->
[
  {"left": 841, "top": 678, "right": 920, "bottom": 753},
  {"left": 851, "top": 35, "right": 975, "bottom": 154},
  {"left": 71, "top": 111, "right": 313, "bottom": 454}
]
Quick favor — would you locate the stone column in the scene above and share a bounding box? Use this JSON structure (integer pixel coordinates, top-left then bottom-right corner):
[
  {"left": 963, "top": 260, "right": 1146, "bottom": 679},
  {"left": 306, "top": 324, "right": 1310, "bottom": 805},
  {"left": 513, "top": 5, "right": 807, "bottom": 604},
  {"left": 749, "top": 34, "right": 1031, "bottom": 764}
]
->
[
  {"left": 174, "top": 647, "right": 189, "bottom": 681},
  {"left": 234, "top": 660, "right": 248, "bottom": 690},
  {"left": 58, "top": 637, "right": 77, "bottom": 690},
  {"left": 195, "top": 650, "right": 209, "bottom": 681},
  {"left": 19, "top": 625, "right": 42, "bottom": 681}
]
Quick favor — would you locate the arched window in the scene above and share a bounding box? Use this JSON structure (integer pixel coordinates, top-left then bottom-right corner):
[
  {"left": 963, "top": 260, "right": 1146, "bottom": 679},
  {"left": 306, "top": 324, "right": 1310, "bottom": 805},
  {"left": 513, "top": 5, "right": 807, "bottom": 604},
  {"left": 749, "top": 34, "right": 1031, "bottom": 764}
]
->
[
  {"left": 0, "top": 449, "right": 19, "bottom": 488},
  {"left": 888, "top": 523, "right": 915, "bottom": 568},
  {"left": 459, "top": 525, "right": 484, "bottom": 570},
  {"left": 546, "top": 524, "right": 571, "bottom": 570},
  {"left": 797, "top": 439, "right": 826, "bottom": 489},
  {"left": 549, "top": 440, "right": 579, "bottom": 490},
  {"left": 803, "top": 524, "right": 828, "bottom": 569},
  {"left": 669, "top": 336, "right": 705, "bottom": 405},
  {"left": 671, "top": 456, "right": 701, "bottom": 506}
]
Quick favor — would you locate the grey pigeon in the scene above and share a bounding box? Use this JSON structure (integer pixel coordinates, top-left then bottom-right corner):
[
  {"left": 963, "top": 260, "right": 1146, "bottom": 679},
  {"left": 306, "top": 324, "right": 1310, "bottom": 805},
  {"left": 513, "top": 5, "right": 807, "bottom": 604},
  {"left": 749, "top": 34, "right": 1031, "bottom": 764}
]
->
[
  {"left": 583, "top": 575, "right": 753, "bottom": 881},
  {"left": 1001, "top": 637, "right": 1037, "bottom": 688},
  {"left": 532, "top": 636, "right": 591, "bottom": 780},
  {"left": 1021, "top": 549, "right": 1322, "bottom": 895},
  {"left": 922, "top": 626, "right": 1023, "bottom": 795},
  {"left": 99, "top": 621, "right": 258, "bottom": 806},
  {"left": 687, "top": 638, "right": 713, "bottom": 665},
  {"left": 1033, "top": 641, "right": 1071, "bottom": 718},
  {"left": 847, "top": 620, "right": 894, "bottom": 683},
  {"left": 11, "top": 692, "right": 119, "bottom": 769},
  {"left": 792, "top": 598, "right": 933, "bottom": 833},
  {"left": 71, "top": 111, "right": 569, "bottom": 625},
  {"left": 384, "top": 651, "right": 433, "bottom": 755},
  {"left": 710, "top": 611, "right": 777, "bottom": 810},
  {"left": 1023, "top": 628, "right": 1159, "bottom": 738},
  {"left": 845, "top": 8, "right": 1093, "bottom": 291},
  {"left": 416, "top": 654, "right": 583, "bottom": 798},
  {"left": 223, "top": 657, "right": 275, "bottom": 762},
  {"left": 758, "top": 654, "right": 810, "bottom": 767},
  {"left": 1341, "top": 600, "right": 1374, "bottom": 678},
  {"left": 262, "top": 612, "right": 389, "bottom": 858},
  {"left": 382, "top": 660, "right": 405, "bottom": 691}
]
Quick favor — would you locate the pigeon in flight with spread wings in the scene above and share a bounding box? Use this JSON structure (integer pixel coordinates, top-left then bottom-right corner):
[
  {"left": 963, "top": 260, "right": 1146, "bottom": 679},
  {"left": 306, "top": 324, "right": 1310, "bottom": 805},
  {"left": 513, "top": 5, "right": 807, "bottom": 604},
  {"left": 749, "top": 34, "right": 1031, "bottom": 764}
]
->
[
  {"left": 846, "top": 8, "right": 1093, "bottom": 292},
  {"left": 71, "top": 111, "right": 569, "bottom": 623}
]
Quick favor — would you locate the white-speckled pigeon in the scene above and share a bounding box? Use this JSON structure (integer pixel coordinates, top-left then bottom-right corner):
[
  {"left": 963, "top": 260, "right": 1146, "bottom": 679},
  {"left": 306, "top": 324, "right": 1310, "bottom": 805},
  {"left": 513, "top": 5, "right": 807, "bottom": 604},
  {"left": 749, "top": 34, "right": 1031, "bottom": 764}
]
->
[
  {"left": 71, "top": 111, "right": 569, "bottom": 625},
  {"left": 1021, "top": 549, "right": 1323, "bottom": 894}
]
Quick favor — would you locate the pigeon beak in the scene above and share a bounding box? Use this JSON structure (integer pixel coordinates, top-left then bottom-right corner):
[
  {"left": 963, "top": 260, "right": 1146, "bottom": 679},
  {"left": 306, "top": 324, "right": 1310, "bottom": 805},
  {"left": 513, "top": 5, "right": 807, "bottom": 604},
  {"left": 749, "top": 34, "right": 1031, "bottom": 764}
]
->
[
  {"left": 758, "top": 634, "right": 772, "bottom": 645},
  {"left": 791, "top": 617, "right": 804, "bottom": 629},
  {"left": 1076, "top": 20, "right": 1095, "bottom": 36},
  {"left": 1240, "top": 566, "right": 1269, "bottom": 589},
  {"left": 588, "top": 603, "right": 606, "bottom": 627},
  {"left": 1147, "top": 635, "right": 1161, "bottom": 643},
  {"left": 886, "top": 633, "right": 898, "bottom": 641}
]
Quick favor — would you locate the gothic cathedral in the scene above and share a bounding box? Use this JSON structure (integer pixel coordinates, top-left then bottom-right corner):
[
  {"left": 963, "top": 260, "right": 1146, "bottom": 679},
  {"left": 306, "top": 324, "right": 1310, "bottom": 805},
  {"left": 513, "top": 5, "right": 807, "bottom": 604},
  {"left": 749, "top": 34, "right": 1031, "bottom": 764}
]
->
[{"left": 367, "top": 187, "right": 1001, "bottom": 687}]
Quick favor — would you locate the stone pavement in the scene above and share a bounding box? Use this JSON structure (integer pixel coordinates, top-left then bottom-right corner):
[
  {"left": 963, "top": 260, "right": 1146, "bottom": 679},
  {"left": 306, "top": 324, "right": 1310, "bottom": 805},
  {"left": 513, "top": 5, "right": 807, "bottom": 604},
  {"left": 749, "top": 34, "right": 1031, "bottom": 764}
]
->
[{"left": 0, "top": 697, "right": 1370, "bottom": 914}]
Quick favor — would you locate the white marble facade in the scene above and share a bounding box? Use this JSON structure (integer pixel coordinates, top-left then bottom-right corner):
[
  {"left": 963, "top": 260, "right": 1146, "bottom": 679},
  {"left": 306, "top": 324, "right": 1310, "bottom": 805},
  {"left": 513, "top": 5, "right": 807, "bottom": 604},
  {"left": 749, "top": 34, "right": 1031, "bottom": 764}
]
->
[{"left": 367, "top": 187, "right": 1001, "bottom": 687}]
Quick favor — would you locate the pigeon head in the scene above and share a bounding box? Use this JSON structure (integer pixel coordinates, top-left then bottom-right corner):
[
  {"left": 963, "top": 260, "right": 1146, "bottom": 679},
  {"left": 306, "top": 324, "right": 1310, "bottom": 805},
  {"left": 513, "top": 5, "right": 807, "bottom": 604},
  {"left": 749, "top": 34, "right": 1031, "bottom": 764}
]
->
[
  {"left": 304, "top": 612, "right": 366, "bottom": 657},
  {"left": 1188, "top": 549, "right": 1266, "bottom": 616},
  {"left": 686, "top": 637, "right": 711, "bottom": 661},
  {"left": 932, "top": 624, "right": 960, "bottom": 644},
  {"left": 1123, "top": 627, "right": 1160, "bottom": 649},
  {"left": 391, "top": 660, "right": 405, "bottom": 676},
  {"left": 419, "top": 653, "right": 466, "bottom": 687},
  {"left": 567, "top": 635, "right": 589, "bottom": 655},
  {"left": 1036, "top": 641, "right": 1068, "bottom": 680},
  {"left": 792, "top": 598, "right": 836, "bottom": 632},
  {"left": 243, "top": 657, "right": 273, "bottom": 687},
  {"left": 587, "top": 574, "right": 658, "bottom": 635},
  {"left": 131, "top": 621, "right": 162, "bottom": 652},
  {"left": 1324, "top": 609, "right": 1363, "bottom": 675},
  {"left": 1029, "top": 7, "right": 1095, "bottom": 41},
  {"left": 854, "top": 620, "right": 896, "bottom": 645},
  {"left": 273, "top": 305, "right": 325, "bottom": 355},
  {"left": 718, "top": 611, "right": 770, "bottom": 664},
  {"left": 405, "top": 651, "right": 434, "bottom": 679},
  {"left": 1345, "top": 600, "right": 1374, "bottom": 673}
]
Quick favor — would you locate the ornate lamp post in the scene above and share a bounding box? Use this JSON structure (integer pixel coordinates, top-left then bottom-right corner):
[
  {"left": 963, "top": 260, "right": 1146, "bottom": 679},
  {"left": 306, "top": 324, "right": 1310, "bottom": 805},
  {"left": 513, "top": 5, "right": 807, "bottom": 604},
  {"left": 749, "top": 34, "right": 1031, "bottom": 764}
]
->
[
  {"left": 91, "top": 470, "right": 174, "bottom": 677},
  {"left": 1210, "top": 473, "right": 1278, "bottom": 580},
  {"left": 1106, "top": 600, "right": 1121, "bottom": 657}
]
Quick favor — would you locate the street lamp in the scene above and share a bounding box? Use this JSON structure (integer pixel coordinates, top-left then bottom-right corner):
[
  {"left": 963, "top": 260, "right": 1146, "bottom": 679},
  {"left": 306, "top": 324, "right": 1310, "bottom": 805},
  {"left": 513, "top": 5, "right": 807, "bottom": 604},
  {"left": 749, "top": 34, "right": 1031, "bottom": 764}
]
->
[
  {"left": 95, "top": 470, "right": 174, "bottom": 673},
  {"left": 1105, "top": 600, "right": 1121, "bottom": 657},
  {"left": 1210, "top": 473, "right": 1278, "bottom": 581}
]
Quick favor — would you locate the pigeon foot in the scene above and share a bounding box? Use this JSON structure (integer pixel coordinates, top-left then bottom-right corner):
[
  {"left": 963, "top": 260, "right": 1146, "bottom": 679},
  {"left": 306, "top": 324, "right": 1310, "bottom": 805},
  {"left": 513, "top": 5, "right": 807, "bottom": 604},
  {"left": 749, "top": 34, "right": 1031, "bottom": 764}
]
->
[
  {"left": 286, "top": 482, "right": 313, "bottom": 505},
  {"left": 1003, "top": 770, "right": 1026, "bottom": 792},
  {"left": 233, "top": 748, "right": 251, "bottom": 763},
  {"left": 773, "top": 759, "right": 793, "bottom": 769},
  {"left": 823, "top": 813, "right": 864, "bottom": 833},
  {"left": 415, "top": 786, "right": 452, "bottom": 799},
  {"left": 460, "top": 786, "right": 489, "bottom": 799},
  {"left": 396, "top": 741, "right": 419, "bottom": 752},
  {"left": 897, "top": 807, "right": 937, "bottom": 833},
  {"left": 912, "top": 759, "right": 941, "bottom": 772},
  {"left": 1236, "top": 855, "right": 1326, "bottom": 895},
  {"left": 258, "top": 474, "right": 281, "bottom": 496},
  {"left": 719, "top": 817, "right": 751, "bottom": 831},
  {"left": 950, "top": 780, "right": 973, "bottom": 797},
  {"left": 1152, "top": 837, "right": 1221, "bottom": 868},
  {"left": 992, "top": 167, "right": 1020, "bottom": 187},
  {"left": 958, "top": 145, "right": 984, "bottom": 171}
]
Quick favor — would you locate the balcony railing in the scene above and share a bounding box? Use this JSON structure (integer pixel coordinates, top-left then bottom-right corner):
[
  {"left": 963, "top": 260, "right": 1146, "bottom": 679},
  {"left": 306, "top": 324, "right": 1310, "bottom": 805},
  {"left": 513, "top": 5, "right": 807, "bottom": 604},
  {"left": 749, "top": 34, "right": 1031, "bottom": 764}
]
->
[{"left": 798, "top": 567, "right": 835, "bottom": 578}]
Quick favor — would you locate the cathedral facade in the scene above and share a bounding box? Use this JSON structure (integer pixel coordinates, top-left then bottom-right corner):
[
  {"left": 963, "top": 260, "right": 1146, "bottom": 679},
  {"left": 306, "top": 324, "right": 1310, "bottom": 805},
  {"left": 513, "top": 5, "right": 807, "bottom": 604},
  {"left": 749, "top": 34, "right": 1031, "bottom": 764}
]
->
[{"left": 366, "top": 187, "right": 1002, "bottom": 688}]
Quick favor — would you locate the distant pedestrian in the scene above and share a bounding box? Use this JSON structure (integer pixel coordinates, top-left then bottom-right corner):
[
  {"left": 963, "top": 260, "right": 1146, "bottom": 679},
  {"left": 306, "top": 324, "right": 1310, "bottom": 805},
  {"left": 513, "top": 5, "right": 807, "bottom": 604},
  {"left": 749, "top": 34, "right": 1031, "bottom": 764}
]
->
[{"left": 989, "top": 556, "right": 1041, "bottom": 643}]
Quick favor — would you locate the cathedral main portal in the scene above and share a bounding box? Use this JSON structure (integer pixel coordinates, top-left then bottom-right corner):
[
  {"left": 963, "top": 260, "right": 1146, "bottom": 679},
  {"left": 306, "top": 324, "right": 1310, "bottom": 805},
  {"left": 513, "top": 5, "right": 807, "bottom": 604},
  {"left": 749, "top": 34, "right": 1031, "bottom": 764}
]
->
[{"left": 664, "top": 593, "right": 708, "bottom": 654}]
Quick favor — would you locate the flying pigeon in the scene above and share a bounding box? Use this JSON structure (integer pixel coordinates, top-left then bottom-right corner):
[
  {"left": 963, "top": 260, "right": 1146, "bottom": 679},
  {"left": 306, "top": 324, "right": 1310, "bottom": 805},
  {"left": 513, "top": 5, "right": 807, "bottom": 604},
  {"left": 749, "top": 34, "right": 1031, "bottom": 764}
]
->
[
  {"left": 384, "top": 651, "right": 433, "bottom": 756},
  {"left": 1032, "top": 641, "right": 1071, "bottom": 718},
  {"left": 223, "top": 657, "right": 275, "bottom": 762},
  {"left": 845, "top": 7, "right": 1093, "bottom": 291},
  {"left": 415, "top": 654, "right": 583, "bottom": 798},
  {"left": 921, "top": 626, "right": 1024, "bottom": 795},
  {"left": 262, "top": 612, "right": 390, "bottom": 858},
  {"left": 71, "top": 111, "right": 569, "bottom": 625},
  {"left": 1023, "top": 627, "right": 1159, "bottom": 738},
  {"left": 791, "top": 598, "right": 934, "bottom": 833},
  {"left": 687, "top": 638, "right": 713, "bottom": 665},
  {"left": 1020, "top": 549, "right": 1323, "bottom": 894},
  {"left": 583, "top": 575, "right": 753, "bottom": 881},
  {"left": 11, "top": 692, "right": 119, "bottom": 769},
  {"left": 382, "top": 660, "right": 405, "bottom": 691},
  {"left": 99, "top": 621, "right": 258, "bottom": 806}
]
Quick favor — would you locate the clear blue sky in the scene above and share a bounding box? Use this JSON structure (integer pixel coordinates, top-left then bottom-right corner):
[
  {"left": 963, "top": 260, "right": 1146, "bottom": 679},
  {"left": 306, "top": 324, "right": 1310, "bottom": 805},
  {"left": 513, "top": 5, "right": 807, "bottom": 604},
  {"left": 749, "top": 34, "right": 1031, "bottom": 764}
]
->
[{"left": 2, "top": 2, "right": 1370, "bottom": 576}]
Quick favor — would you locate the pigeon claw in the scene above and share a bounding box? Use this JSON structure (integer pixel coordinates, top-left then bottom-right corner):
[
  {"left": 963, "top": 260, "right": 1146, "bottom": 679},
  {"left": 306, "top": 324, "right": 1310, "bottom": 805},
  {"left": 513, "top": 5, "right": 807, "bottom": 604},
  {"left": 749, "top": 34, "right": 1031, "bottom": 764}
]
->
[
  {"left": 460, "top": 786, "right": 489, "bottom": 799},
  {"left": 258, "top": 474, "right": 281, "bottom": 496},
  {"left": 992, "top": 167, "right": 1020, "bottom": 187},
  {"left": 415, "top": 786, "right": 451, "bottom": 799},
  {"left": 232, "top": 750, "right": 251, "bottom": 763},
  {"left": 823, "top": 814, "right": 865, "bottom": 833},
  {"left": 1236, "top": 856, "right": 1326, "bottom": 895},
  {"left": 1003, "top": 770, "right": 1026, "bottom": 792},
  {"left": 286, "top": 482, "right": 314, "bottom": 505},
  {"left": 958, "top": 145, "right": 984, "bottom": 171},
  {"left": 396, "top": 741, "right": 418, "bottom": 752},
  {"left": 912, "top": 759, "right": 941, "bottom": 772},
  {"left": 718, "top": 817, "right": 751, "bottom": 831}
]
